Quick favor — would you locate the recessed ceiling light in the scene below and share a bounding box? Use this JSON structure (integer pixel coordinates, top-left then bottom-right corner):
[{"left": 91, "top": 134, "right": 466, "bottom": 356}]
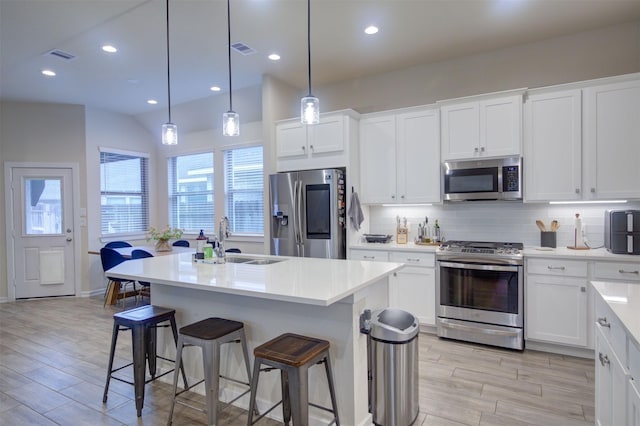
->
[
  {"left": 102, "top": 45, "right": 117, "bottom": 53},
  {"left": 41, "top": 69, "right": 56, "bottom": 77},
  {"left": 268, "top": 53, "right": 280, "bottom": 61},
  {"left": 147, "top": 99, "right": 158, "bottom": 105},
  {"left": 364, "top": 25, "right": 379, "bottom": 35},
  {"left": 210, "top": 86, "right": 221, "bottom": 92}
]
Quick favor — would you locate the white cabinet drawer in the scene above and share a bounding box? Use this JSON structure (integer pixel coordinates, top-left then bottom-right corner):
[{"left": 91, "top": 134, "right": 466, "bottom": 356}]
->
[
  {"left": 526, "top": 258, "right": 587, "bottom": 277},
  {"left": 630, "top": 339, "right": 640, "bottom": 381},
  {"left": 593, "top": 261, "right": 640, "bottom": 282},
  {"left": 595, "top": 294, "right": 628, "bottom": 366},
  {"left": 389, "top": 251, "right": 435, "bottom": 267},
  {"left": 350, "top": 249, "right": 389, "bottom": 262}
]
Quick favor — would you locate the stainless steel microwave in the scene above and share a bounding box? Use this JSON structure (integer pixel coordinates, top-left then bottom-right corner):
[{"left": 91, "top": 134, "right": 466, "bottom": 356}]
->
[{"left": 443, "top": 157, "right": 522, "bottom": 201}]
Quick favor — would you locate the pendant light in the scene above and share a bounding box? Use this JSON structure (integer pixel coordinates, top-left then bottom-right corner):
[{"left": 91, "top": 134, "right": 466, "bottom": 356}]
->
[
  {"left": 300, "top": 0, "right": 319, "bottom": 124},
  {"left": 161, "top": 0, "right": 177, "bottom": 145},
  {"left": 222, "top": 0, "right": 239, "bottom": 136}
]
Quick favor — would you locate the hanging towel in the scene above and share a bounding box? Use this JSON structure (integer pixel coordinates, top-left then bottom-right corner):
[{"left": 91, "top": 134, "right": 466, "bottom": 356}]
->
[{"left": 348, "top": 191, "right": 365, "bottom": 231}]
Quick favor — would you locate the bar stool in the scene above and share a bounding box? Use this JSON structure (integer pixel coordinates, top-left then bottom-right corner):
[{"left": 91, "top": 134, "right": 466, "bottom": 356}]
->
[
  {"left": 247, "top": 333, "right": 340, "bottom": 426},
  {"left": 167, "top": 317, "right": 254, "bottom": 426},
  {"left": 102, "top": 305, "right": 188, "bottom": 417}
]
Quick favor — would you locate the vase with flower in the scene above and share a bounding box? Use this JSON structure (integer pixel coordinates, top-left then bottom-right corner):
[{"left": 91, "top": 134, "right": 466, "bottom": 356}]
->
[{"left": 148, "top": 226, "right": 184, "bottom": 252}]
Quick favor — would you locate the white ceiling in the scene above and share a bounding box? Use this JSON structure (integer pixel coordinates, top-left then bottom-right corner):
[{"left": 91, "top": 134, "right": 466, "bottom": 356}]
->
[{"left": 2, "top": 0, "right": 640, "bottom": 116}]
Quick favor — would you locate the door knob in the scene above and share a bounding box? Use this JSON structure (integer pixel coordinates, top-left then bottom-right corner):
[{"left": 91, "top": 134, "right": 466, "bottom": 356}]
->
[{"left": 66, "top": 238, "right": 72, "bottom": 242}]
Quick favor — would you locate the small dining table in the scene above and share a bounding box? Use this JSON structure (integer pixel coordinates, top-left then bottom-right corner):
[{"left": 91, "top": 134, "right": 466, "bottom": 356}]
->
[{"left": 90, "top": 245, "right": 194, "bottom": 304}]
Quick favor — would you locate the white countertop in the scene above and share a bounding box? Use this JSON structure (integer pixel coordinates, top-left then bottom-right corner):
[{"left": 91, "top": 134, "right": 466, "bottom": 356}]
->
[
  {"left": 592, "top": 281, "right": 640, "bottom": 347},
  {"left": 106, "top": 253, "right": 404, "bottom": 306},
  {"left": 351, "top": 242, "right": 639, "bottom": 262}
]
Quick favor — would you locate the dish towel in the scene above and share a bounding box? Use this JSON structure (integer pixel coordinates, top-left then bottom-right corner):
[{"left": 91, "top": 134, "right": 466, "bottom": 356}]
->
[{"left": 348, "top": 191, "right": 365, "bottom": 231}]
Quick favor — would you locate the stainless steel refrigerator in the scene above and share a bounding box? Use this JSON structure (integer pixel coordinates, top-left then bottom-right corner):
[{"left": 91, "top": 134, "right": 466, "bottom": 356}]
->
[{"left": 269, "top": 168, "right": 346, "bottom": 259}]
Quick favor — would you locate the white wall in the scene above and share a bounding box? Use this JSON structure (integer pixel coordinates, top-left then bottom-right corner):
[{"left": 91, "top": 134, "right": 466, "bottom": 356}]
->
[
  {"left": 366, "top": 202, "right": 640, "bottom": 249},
  {"left": 0, "top": 101, "right": 87, "bottom": 299}
]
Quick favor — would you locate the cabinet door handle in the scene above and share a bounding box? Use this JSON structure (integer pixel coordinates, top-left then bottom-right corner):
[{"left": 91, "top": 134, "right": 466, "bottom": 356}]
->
[
  {"left": 575, "top": 188, "right": 580, "bottom": 194},
  {"left": 591, "top": 187, "right": 596, "bottom": 193},
  {"left": 301, "top": 145, "right": 306, "bottom": 151},
  {"left": 391, "top": 195, "right": 395, "bottom": 199},
  {"left": 401, "top": 195, "right": 405, "bottom": 199},
  {"left": 474, "top": 147, "right": 479, "bottom": 153},
  {"left": 597, "top": 317, "right": 611, "bottom": 328},
  {"left": 619, "top": 269, "right": 639, "bottom": 275},
  {"left": 580, "top": 286, "right": 586, "bottom": 293},
  {"left": 309, "top": 144, "right": 314, "bottom": 151},
  {"left": 599, "top": 352, "right": 610, "bottom": 367},
  {"left": 363, "top": 255, "right": 375, "bottom": 260},
  {"left": 480, "top": 146, "right": 485, "bottom": 152},
  {"left": 547, "top": 266, "right": 566, "bottom": 271},
  {"left": 406, "top": 258, "right": 421, "bottom": 262}
]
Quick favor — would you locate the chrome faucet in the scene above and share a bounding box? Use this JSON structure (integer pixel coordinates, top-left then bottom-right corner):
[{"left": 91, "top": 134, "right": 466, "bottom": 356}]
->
[{"left": 214, "top": 216, "right": 231, "bottom": 262}]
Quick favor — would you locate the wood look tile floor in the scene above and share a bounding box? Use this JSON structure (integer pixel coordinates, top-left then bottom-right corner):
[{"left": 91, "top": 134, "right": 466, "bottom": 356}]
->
[{"left": 0, "top": 296, "right": 594, "bottom": 426}]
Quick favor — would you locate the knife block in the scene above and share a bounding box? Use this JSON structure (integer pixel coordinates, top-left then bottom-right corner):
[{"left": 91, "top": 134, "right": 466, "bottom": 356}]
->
[{"left": 397, "top": 227, "right": 408, "bottom": 244}]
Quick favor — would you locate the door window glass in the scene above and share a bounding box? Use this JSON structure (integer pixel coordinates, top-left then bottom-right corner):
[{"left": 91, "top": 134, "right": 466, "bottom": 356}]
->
[{"left": 24, "top": 178, "right": 62, "bottom": 235}]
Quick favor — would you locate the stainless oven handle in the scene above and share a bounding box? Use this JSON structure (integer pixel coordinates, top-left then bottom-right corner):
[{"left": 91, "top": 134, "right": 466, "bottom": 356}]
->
[
  {"left": 439, "top": 319, "right": 520, "bottom": 337},
  {"left": 438, "top": 260, "right": 520, "bottom": 272}
]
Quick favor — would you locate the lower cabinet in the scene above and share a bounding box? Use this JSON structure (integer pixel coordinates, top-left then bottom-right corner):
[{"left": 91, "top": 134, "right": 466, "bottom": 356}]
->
[
  {"left": 595, "top": 325, "right": 628, "bottom": 426},
  {"left": 525, "top": 258, "right": 588, "bottom": 347},
  {"left": 629, "top": 377, "right": 640, "bottom": 426},
  {"left": 350, "top": 248, "right": 436, "bottom": 326}
]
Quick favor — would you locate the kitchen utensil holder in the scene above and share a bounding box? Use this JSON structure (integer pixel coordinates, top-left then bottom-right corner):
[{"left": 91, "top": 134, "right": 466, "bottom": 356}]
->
[{"left": 540, "top": 231, "right": 556, "bottom": 248}]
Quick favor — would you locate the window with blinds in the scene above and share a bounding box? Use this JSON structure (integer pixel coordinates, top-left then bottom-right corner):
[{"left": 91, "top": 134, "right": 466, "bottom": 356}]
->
[
  {"left": 100, "top": 149, "right": 149, "bottom": 235},
  {"left": 168, "top": 152, "right": 214, "bottom": 234},
  {"left": 223, "top": 146, "right": 264, "bottom": 235}
]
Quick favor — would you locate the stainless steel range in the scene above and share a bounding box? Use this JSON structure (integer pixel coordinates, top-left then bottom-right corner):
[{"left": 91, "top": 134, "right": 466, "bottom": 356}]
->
[{"left": 436, "top": 240, "right": 524, "bottom": 350}]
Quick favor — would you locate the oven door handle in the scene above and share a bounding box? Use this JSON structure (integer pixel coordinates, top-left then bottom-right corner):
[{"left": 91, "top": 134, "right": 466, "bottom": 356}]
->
[
  {"left": 439, "top": 319, "right": 521, "bottom": 337},
  {"left": 438, "top": 260, "right": 520, "bottom": 272}
]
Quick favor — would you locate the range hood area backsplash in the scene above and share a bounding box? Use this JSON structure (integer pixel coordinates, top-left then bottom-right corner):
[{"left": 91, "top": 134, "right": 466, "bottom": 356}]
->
[{"left": 367, "top": 201, "right": 640, "bottom": 248}]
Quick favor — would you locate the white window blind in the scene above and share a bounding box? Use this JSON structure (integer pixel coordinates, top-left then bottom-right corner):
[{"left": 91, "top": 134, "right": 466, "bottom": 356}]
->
[
  {"left": 168, "top": 152, "right": 214, "bottom": 234},
  {"left": 224, "top": 146, "right": 264, "bottom": 234},
  {"left": 100, "top": 150, "right": 149, "bottom": 235}
]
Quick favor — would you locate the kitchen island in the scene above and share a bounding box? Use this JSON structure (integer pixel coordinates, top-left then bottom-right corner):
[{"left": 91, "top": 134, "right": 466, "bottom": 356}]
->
[{"left": 106, "top": 252, "right": 404, "bottom": 426}]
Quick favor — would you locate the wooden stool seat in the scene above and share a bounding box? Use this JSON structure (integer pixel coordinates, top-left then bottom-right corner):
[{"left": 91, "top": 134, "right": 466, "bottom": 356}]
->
[
  {"left": 254, "top": 333, "right": 330, "bottom": 368},
  {"left": 180, "top": 317, "right": 244, "bottom": 340},
  {"left": 247, "top": 333, "right": 340, "bottom": 425}
]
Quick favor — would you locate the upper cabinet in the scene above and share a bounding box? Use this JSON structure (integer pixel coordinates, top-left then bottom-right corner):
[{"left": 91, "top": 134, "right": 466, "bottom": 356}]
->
[
  {"left": 360, "top": 107, "right": 440, "bottom": 204},
  {"left": 440, "top": 93, "right": 523, "bottom": 161},
  {"left": 524, "top": 76, "right": 640, "bottom": 202},
  {"left": 583, "top": 79, "right": 640, "bottom": 200},
  {"left": 524, "top": 89, "right": 582, "bottom": 201},
  {"left": 275, "top": 110, "right": 359, "bottom": 172}
]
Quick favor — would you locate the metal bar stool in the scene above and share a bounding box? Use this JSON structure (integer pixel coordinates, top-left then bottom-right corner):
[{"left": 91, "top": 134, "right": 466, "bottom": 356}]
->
[
  {"left": 102, "top": 305, "right": 188, "bottom": 417},
  {"left": 247, "top": 333, "right": 340, "bottom": 426},
  {"left": 167, "top": 317, "right": 255, "bottom": 426}
]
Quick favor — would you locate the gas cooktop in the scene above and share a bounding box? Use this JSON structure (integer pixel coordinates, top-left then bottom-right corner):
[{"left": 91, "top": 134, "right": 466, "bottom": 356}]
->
[{"left": 437, "top": 240, "right": 524, "bottom": 263}]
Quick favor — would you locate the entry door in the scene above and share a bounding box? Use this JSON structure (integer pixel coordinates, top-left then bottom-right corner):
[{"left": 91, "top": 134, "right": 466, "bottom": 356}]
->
[{"left": 10, "top": 167, "right": 76, "bottom": 298}]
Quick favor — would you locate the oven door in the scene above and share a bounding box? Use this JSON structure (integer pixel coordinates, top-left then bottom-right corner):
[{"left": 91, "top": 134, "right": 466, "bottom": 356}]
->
[
  {"left": 443, "top": 166, "right": 500, "bottom": 201},
  {"left": 436, "top": 260, "right": 523, "bottom": 327}
]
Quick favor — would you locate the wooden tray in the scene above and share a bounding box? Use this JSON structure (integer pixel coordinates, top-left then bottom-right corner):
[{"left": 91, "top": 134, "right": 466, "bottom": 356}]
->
[
  {"left": 566, "top": 246, "right": 590, "bottom": 250},
  {"left": 415, "top": 241, "right": 441, "bottom": 246}
]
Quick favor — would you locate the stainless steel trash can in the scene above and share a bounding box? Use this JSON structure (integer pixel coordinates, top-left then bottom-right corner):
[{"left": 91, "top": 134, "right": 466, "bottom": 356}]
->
[{"left": 368, "top": 308, "right": 419, "bottom": 426}]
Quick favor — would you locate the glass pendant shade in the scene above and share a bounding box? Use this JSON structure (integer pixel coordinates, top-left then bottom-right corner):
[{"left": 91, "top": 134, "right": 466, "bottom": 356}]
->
[
  {"left": 223, "top": 111, "right": 239, "bottom": 136},
  {"left": 162, "top": 122, "right": 178, "bottom": 145},
  {"left": 301, "top": 96, "right": 319, "bottom": 124}
]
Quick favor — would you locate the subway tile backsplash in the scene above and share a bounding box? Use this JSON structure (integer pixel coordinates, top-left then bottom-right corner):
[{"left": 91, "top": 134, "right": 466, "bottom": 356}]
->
[{"left": 366, "top": 201, "right": 640, "bottom": 248}]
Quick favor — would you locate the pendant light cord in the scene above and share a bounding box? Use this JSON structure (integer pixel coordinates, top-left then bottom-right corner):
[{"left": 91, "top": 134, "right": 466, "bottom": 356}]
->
[
  {"left": 227, "top": 0, "right": 233, "bottom": 111},
  {"left": 307, "top": 0, "right": 312, "bottom": 96},
  {"left": 166, "top": 0, "right": 172, "bottom": 122}
]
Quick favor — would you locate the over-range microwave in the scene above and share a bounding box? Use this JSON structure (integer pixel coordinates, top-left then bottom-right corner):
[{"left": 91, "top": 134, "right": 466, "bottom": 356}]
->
[{"left": 443, "top": 156, "right": 522, "bottom": 201}]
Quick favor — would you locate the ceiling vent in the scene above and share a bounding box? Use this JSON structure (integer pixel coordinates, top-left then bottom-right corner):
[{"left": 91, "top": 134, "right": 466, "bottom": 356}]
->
[
  {"left": 231, "top": 42, "right": 256, "bottom": 56},
  {"left": 45, "top": 49, "right": 77, "bottom": 61}
]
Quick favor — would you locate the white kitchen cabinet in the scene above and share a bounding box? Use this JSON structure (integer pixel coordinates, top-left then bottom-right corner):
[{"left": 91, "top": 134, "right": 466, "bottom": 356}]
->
[
  {"left": 629, "top": 378, "right": 640, "bottom": 426},
  {"left": 524, "top": 89, "right": 582, "bottom": 201},
  {"left": 349, "top": 248, "right": 436, "bottom": 326},
  {"left": 595, "top": 325, "right": 628, "bottom": 426},
  {"left": 360, "top": 107, "right": 440, "bottom": 204},
  {"left": 525, "top": 258, "right": 588, "bottom": 347},
  {"left": 440, "top": 94, "right": 522, "bottom": 161},
  {"left": 584, "top": 79, "right": 640, "bottom": 200},
  {"left": 275, "top": 110, "right": 358, "bottom": 172},
  {"left": 389, "top": 251, "right": 436, "bottom": 326}
]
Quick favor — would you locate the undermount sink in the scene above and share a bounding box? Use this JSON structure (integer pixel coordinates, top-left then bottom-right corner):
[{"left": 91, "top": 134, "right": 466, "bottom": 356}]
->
[{"left": 225, "top": 256, "right": 285, "bottom": 265}]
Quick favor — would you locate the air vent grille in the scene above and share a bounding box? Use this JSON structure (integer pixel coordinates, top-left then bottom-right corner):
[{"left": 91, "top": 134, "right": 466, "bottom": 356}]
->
[
  {"left": 231, "top": 42, "right": 256, "bottom": 56},
  {"left": 46, "top": 49, "right": 76, "bottom": 61}
]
